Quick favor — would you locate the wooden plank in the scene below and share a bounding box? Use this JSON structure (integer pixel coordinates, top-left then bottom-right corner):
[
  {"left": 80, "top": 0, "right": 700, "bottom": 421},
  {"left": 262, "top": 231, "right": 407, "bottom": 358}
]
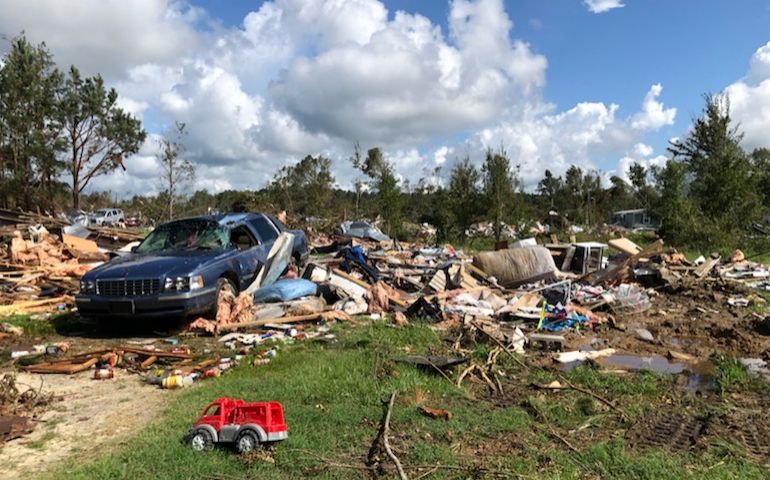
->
[
  {"left": 332, "top": 268, "right": 408, "bottom": 307},
  {"left": 25, "top": 357, "right": 98, "bottom": 374},
  {"left": 608, "top": 238, "right": 642, "bottom": 256},
  {"left": 62, "top": 234, "right": 100, "bottom": 253},
  {"left": 140, "top": 355, "right": 158, "bottom": 369},
  {"left": 119, "top": 347, "right": 192, "bottom": 359},
  {"left": 694, "top": 256, "right": 720, "bottom": 279}
]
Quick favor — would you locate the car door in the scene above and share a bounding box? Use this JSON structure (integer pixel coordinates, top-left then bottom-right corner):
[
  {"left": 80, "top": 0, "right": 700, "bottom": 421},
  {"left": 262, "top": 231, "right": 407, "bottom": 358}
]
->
[
  {"left": 228, "top": 224, "right": 260, "bottom": 289},
  {"left": 247, "top": 215, "right": 280, "bottom": 263}
]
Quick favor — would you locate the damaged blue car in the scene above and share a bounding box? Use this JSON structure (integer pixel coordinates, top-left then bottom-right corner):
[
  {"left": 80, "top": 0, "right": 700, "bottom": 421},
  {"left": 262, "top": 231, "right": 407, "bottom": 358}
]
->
[{"left": 76, "top": 213, "right": 308, "bottom": 320}]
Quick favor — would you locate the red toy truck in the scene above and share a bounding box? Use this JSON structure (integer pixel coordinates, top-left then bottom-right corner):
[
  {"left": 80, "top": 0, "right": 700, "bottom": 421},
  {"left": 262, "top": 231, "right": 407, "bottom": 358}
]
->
[{"left": 187, "top": 397, "right": 288, "bottom": 453}]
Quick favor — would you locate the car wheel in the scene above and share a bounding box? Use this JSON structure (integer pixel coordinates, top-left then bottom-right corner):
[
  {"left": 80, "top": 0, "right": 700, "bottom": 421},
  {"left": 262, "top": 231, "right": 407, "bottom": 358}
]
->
[
  {"left": 189, "top": 428, "right": 214, "bottom": 451},
  {"left": 209, "top": 277, "right": 237, "bottom": 320},
  {"left": 235, "top": 430, "right": 260, "bottom": 453}
]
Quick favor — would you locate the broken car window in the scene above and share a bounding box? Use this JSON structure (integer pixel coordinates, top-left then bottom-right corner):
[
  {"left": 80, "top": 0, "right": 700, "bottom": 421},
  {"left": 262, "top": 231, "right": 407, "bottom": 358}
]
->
[
  {"left": 135, "top": 219, "right": 229, "bottom": 254},
  {"left": 230, "top": 225, "right": 257, "bottom": 251}
]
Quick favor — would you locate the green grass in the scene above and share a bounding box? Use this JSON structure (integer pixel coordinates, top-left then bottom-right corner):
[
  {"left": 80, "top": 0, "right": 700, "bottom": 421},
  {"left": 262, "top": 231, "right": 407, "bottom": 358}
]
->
[
  {"left": 39, "top": 322, "right": 770, "bottom": 479},
  {"left": 712, "top": 354, "right": 770, "bottom": 396},
  {"left": 23, "top": 430, "right": 58, "bottom": 450},
  {"left": 1, "top": 314, "right": 58, "bottom": 338}
]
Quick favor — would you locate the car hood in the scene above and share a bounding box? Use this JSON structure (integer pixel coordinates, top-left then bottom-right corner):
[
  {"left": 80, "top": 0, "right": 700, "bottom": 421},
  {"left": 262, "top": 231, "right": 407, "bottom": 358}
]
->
[{"left": 83, "top": 250, "right": 233, "bottom": 280}]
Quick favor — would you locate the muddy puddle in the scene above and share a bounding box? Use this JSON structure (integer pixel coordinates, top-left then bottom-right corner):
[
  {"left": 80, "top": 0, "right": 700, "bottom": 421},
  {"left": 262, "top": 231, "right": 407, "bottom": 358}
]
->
[{"left": 561, "top": 350, "right": 716, "bottom": 392}]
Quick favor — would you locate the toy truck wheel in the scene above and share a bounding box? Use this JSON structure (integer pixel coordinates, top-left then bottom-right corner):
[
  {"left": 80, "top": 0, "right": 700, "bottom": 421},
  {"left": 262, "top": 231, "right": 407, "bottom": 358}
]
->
[
  {"left": 235, "top": 430, "right": 260, "bottom": 453},
  {"left": 189, "top": 428, "right": 214, "bottom": 451}
]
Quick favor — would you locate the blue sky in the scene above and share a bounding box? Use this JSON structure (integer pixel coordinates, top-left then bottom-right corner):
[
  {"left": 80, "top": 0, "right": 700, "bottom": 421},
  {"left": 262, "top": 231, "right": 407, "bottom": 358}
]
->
[{"left": 3, "top": 0, "right": 770, "bottom": 195}]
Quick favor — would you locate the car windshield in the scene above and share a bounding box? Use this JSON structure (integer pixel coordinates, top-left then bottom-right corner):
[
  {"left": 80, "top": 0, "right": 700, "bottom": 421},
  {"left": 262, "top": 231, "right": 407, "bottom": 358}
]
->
[
  {"left": 135, "top": 219, "right": 230, "bottom": 254},
  {"left": 93, "top": 210, "right": 109, "bottom": 217}
]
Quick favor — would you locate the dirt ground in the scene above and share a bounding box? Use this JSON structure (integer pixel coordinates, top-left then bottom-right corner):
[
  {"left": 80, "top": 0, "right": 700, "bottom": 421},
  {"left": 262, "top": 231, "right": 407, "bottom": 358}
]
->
[
  {"left": 559, "top": 279, "right": 770, "bottom": 361},
  {"left": 0, "top": 369, "right": 170, "bottom": 480}
]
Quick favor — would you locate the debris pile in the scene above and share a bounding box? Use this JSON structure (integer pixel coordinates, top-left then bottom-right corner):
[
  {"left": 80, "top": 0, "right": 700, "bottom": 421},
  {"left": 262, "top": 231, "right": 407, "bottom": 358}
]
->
[{"left": 0, "top": 226, "right": 107, "bottom": 315}]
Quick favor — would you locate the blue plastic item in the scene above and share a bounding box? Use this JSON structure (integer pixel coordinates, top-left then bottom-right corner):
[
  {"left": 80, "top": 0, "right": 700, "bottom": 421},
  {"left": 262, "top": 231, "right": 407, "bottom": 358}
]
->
[{"left": 252, "top": 278, "right": 318, "bottom": 303}]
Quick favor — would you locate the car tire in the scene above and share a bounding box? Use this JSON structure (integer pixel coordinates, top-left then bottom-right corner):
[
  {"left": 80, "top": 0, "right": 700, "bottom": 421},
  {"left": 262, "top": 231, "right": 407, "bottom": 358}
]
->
[
  {"left": 235, "top": 430, "right": 260, "bottom": 453},
  {"left": 189, "top": 428, "right": 214, "bottom": 451},
  {"left": 209, "top": 277, "right": 237, "bottom": 320}
]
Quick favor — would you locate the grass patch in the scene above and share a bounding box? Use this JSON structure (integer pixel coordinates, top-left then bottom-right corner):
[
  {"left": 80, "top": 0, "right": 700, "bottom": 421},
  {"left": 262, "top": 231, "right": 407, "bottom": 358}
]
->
[
  {"left": 713, "top": 355, "right": 750, "bottom": 392},
  {"left": 0, "top": 314, "right": 58, "bottom": 338},
  {"left": 23, "top": 430, "right": 58, "bottom": 450},
  {"left": 41, "top": 322, "right": 770, "bottom": 479}
]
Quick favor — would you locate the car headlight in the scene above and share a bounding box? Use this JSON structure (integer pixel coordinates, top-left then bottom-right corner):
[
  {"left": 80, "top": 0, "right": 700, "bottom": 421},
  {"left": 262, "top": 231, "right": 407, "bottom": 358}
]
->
[
  {"left": 79, "top": 280, "right": 95, "bottom": 293},
  {"left": 189, "top": 275, "right": 204, "bottom": 291},
  {"left": 164, "top": 275, "right": 203, "bottom": 292}
]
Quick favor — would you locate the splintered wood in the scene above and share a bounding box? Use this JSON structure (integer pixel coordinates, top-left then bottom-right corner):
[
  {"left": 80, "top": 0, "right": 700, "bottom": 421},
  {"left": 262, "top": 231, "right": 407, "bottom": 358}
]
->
[{"left": 2, "top": 227, "right": 100, "bottom": 313}]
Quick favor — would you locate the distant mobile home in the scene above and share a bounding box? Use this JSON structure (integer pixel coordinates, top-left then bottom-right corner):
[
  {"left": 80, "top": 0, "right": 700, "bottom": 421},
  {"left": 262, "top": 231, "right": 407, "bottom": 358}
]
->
[{"left": 612, "top": 209, "right": 659, "bottom": 230}]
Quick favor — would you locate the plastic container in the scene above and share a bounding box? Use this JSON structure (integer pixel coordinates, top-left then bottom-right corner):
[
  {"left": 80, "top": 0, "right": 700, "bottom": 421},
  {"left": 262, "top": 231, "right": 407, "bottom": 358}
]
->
[{"left": 162, "top": 375, "right": 185, "bottom": 389}]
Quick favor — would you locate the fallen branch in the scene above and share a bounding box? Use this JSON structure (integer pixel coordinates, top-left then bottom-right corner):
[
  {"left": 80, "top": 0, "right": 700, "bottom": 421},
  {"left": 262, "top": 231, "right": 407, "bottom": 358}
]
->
[
  {"left": 548, "top": 376, "right": 630, "bottom": 422},
  {"left": 471, "top": 320, "right": 529, "bottom": 371},
  {"left": 529, "top": 400, "right": 580, "bottom": 454},
  {"left": 367, "top": 391, "right": 408, "bottom": 480},
  {"left": 424, "top": 358, "right": 455, "bottom": 385}
]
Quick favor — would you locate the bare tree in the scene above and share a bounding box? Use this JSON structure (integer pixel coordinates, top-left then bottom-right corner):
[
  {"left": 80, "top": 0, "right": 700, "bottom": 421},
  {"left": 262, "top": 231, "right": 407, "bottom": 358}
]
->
[{"left": 158, "top": 122, "right": 194, "bottom": 220}]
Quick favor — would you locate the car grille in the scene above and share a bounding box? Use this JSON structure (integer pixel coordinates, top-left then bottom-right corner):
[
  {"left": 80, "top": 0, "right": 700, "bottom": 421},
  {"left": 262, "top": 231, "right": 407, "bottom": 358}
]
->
[{"left": 96, "top": 279, "right": 160, "bottom": 296}]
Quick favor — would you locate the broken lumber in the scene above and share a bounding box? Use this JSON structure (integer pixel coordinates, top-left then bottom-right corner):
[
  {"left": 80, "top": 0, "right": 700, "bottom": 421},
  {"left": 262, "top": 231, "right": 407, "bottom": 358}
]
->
[
  {"left": 589, "top": 239, "right": 664, "bottom": 286},
  {"left": 695, "top": 256, "right": 720, "bottom": 279},
  {"left": 119, "top": 347, "right": 192, "bottom": 359},
  {"left": 608, "top": 237, "right": 642, "bottom": 256},
  {"left": 218, "top": 312, "right": 325, "bottom": 332},
  {"left": 140, "top": 355, "right": 158, "bottom": 369},
  {"left": 24, "top": 357, "right": 98, "bottom": 374}
]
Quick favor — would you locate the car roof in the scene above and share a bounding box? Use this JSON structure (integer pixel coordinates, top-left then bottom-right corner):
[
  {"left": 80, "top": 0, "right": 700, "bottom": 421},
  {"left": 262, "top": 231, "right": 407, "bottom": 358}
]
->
[{"left": 158, "top": 212, "right": 265, "bottom": 228}]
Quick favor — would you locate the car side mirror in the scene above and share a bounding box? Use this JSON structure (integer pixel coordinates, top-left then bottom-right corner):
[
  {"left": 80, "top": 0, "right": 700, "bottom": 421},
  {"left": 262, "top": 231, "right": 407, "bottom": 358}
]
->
[{"left": 130, "top": 246, "right": 138, "bottom": 253}]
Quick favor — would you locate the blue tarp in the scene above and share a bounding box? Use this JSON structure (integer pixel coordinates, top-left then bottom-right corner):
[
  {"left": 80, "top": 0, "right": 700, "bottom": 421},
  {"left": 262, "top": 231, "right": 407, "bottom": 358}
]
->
[{"left": 252, "top": 278, "right": 318, "bottom": 303}]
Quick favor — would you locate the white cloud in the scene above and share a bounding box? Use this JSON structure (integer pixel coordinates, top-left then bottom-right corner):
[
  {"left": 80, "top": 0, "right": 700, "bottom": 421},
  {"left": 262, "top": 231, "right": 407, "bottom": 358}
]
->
[
  {"left": 615, "top": 154, "right": 666, "bottom": 185},
  {"left": 471, "top": 101, "right": 618, "bottom": 187},
  {"left": 632, "top": 143, "right": 653, "bottom": 157},
  {"left": 630, "top": 84, "right": 677, "bottom": 130},
  {"left": 433, "top": 146, "right": 453, "bottom": 166},
  {"left": 724, "top": 42, "right": 770, "bottom": 151},
  {"left": 0, "top": 0, "right": 202, "bottom": 80},
  {"left": 464, "top": 82, "right": 675, "bottom": 189},
  {"left": 583, "top": 0, "right": 625, "bottom": 14},
  {"left": 270, "top": 0, "right": 546, "bottom": 145},
  {"left": 157, "top": 62, "right": 264, "bottom": 165}
]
